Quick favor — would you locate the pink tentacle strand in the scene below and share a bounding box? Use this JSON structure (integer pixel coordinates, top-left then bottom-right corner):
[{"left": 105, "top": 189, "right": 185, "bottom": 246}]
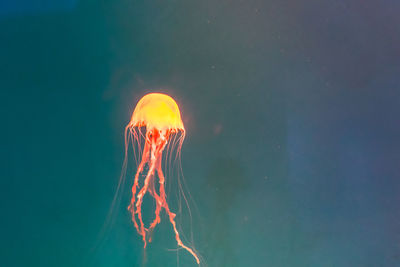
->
[{"left": 127, "top": 129, "right": 200, "bottom": 265}]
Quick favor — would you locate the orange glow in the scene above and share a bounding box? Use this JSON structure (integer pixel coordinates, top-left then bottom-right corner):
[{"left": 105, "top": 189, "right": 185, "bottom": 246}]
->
[
  {"left": 129, "top": 93, "right": 185, "bottom": 131},
  {"left": 126, "top": 93, "right": 199, "bottom": 265}
]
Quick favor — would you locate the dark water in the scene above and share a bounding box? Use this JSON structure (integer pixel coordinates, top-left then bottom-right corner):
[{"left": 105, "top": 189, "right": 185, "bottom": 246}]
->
[{"left": 1, "top": 1, "right": 400, "bottom": 266}]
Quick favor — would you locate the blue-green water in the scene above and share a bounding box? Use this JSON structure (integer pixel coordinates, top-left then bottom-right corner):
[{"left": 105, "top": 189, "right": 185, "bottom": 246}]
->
[{"left": 1, "top": 1, "right": 400, "bottom": 266}]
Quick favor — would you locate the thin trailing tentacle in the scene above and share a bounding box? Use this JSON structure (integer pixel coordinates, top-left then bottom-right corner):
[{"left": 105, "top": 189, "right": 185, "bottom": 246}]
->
[
  {"left": 156, "top": 160, "right": 200, "bottom": 265},
  {"left": 134, "top": 156, "right": 156, "bottom": 247},
  {"left": 128, "top": 132, "right": 150, "bottom": 235},
  {"left": 128, "top": 129, "right": 200, "bottom": 265}
]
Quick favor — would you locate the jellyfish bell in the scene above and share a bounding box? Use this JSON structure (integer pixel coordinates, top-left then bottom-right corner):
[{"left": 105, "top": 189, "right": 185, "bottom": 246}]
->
[{"left": 129, "top": 93, "right": 185, "bottom": 132}]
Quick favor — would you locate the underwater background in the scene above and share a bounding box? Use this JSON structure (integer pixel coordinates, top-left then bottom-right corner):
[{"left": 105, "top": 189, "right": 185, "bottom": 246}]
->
[{"left": 1, "top": 0, "right": 400, "bottom": 266}]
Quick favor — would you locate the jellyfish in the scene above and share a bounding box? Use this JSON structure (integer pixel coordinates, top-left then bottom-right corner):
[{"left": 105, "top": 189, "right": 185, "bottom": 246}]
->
[{"left": 124, "top": 93, "right": 199, "bottom": 264}]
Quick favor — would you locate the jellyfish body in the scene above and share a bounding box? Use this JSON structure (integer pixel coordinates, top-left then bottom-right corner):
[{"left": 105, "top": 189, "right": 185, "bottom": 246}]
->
[{"left": 126, "top": 93, "right": 199, "bottom": 264}]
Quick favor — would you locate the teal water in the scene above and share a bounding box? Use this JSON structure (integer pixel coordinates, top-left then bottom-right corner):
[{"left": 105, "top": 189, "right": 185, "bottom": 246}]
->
[{"left": 1, "top": 1, "right": 400, "bottom": 266}]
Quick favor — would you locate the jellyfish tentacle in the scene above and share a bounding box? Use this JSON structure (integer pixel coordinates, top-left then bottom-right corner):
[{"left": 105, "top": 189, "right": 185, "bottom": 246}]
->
[
  {"left": 147, "top": 189, "right": 162, "bottom": 242},
  {"left": 128, "top": 139, "right": 150, "bottom": 235},
  {"left": 156, "top": 154, "right": 200, "bottom": 265},
  {"left": 147, "top": 174, "right": 162, "bottom": 233},
  {"left": 147, "top": 131, "right": 169, "bottom": 236},
  {"left": 133, "top": 130, "right": 167, "bottom": 246},
  {"left": 134, "top": 152, "right": 157, "bottom": 247}
]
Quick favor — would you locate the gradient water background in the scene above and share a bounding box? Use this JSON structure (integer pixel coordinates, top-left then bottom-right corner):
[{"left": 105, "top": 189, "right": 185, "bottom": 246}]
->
[{"left": 1, "top": 1, "right": 400, "bottom": 266}]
